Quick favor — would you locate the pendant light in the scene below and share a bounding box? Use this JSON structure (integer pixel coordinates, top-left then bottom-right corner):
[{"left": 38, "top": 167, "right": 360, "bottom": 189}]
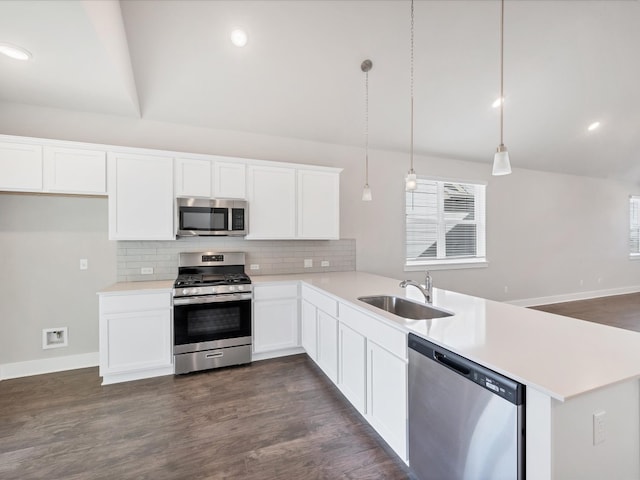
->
[
  {"left": 405, "top": 0, "right": 417, "bottom": 191},
  {"left": 492, "top": 0, "right": 512, "bottom": 176},
  {"left": 361, "top": 59, "right": 373, "bottom": 201}
]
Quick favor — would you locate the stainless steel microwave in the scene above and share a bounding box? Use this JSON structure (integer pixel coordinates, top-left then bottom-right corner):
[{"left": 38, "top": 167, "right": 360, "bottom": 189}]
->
[{"left": 177, "top": 198, "right": 247, "bottom": 237}]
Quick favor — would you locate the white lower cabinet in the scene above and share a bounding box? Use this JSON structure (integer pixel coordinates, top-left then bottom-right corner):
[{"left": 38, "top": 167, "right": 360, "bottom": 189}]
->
[
  {"left": 367, "top": 341, "right": 408, "bottom": 460},
  {"left": 300, "top": 285, "right": 339, "bottom": 382},
  {"left": 252, "top": 283, "right": 300, "bottom": 357},
  {"left": 301, "top": 299, "right": 318, "bottom": 361},
  {"left": 339, "top": 301, "right": 408, "bottom": 462},
  {"left": 317, "top": 310, "right": 338, "bottom": 383},
  {"left": 98, "top": 291, "right": 173, "bottom": 385},
  {"left": 338, "top": 322, "right": 367, "bottom": 414}
]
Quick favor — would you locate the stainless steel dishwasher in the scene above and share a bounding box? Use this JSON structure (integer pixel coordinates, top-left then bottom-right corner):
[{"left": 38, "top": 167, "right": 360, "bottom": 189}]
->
[{"left": 408, "top": 333, "right": 525, "bottom": 480}]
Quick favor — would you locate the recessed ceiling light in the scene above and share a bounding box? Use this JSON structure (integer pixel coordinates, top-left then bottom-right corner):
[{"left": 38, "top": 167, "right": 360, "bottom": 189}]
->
[
  {"left": 588, "top": 121, "right": 601, "bottom": 131},
  {"left": 0, "top": 43, "right": 32, "bottom": 61},
  {"left": 230, "top": 29, "right": 248, "bottom": 47},
  {"left": 492, "top": 97, "right": 503, "bottom": 109}
]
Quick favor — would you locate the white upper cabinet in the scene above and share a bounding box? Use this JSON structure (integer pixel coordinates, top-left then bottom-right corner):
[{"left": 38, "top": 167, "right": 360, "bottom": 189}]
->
[
  {"left": 175, "top": 157, "right": 246, "bottom": 199},
  {"left": 108, "top": 152, "right": 174, "bottom": 240},
  {"left": 43, "top": 146, "right": 106, "bottom": 195},
  {"left": 0, "top": 141, "right": 43, "bottom": 192},
  {"left": 175, "top": 157, "right": 212, "bottom": 198},
  {"left": 297, "top": 169, "right": 340, "bottom": 239},
  {"left": 246, "top": 164, "right": 297, "bottom": 239},
  {"left": 213, "top": 160, "right": 246, "bottom": 199}
]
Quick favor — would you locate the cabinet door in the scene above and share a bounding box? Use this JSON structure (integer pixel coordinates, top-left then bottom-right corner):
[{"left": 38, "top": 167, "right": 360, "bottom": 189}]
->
[
  {"left": 253, "top": 299, "right": 299, "bottom": 353},
  {"left": 317, "top": 310, "right": 339, "bottom": 383},
  {"left": 108, "top": 152, "right": 174, "bottom": 240},
  {"left": 339, "top": 322, "right": 367, "bottom": 414},
  {"left": 301, "top": 300, "right": 318, "bottom": 361},
  {"left": 43, "top": 146, "right": 106, "bottom": 194},
  {"left": 297, "top": 169, "right": 339, "bottom": 239},
  {"left": 175, "top": 157, "right": 212, "bottom": 198},
  {"left": 246, "top": 165, "right": 296, "bottom": 239},
  {"left": 100, "top": 309, "right": 172, "bottom": 375},
  {"left": 0, "top": 141, "right": 43, "bottom": 191},
  {"left": 367, "top": 341, "right": 408, "bottom": 461},
  {"left": 213, "top": 160, "right": 246, "bottom": 199}
]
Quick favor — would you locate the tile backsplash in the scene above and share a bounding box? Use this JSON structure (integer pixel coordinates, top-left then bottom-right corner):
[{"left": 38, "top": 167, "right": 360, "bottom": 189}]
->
[{"left": 117, "top": 237, "right": 356, "bottom": 282}]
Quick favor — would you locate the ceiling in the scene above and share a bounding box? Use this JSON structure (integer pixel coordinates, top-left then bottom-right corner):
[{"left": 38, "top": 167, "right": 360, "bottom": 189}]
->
[{"left": 1, "top": 0, "right": 639, "bottom": 182}]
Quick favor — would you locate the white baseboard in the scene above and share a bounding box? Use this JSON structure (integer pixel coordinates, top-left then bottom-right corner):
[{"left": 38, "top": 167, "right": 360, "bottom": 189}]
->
[
  {"left": 0, "top": 352, "right": 99, "bottom": 381},
  {"left": 507, "top": 285, "right": 640, "bottom": 308}
]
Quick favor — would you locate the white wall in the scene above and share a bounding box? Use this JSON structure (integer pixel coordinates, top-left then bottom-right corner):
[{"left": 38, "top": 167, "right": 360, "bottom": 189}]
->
[
  {"left": 0, "top": 194, "right": 117, "bottom": 366},
  {"left": 0, "top": 101, "right": 638, "bottom": 308}
]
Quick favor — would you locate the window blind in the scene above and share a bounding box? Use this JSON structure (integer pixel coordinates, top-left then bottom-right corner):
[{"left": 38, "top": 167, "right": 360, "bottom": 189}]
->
[
  {"left": 406, "top": 178, "right": 486, "bottom": 266},
  {"left": 630, "top": 196, "right": 640, "bottom": 255}
]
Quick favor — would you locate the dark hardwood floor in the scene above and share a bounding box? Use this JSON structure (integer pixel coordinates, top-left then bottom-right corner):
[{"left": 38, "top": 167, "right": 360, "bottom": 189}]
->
[
  {"left": 530, "top": 292, "right": 640, "bottom": 333},
  {"left": 0, "top": 355, "right": 411, "bottom": 480}
]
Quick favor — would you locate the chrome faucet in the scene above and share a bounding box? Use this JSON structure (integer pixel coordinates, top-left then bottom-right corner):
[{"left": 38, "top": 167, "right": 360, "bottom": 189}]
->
[{"left": 400, "top": 271, "right": 433, "bottom": 304}]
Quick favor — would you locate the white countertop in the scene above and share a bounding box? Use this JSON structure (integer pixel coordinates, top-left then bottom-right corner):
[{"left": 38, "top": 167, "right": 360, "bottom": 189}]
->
[
  {"left": 99, "top": 271, "right": 640, "bottom": 401},
  {"left": 254, "top": 271, "right": 640, "bottom": 401},
  {"left": 98, "top": 280, "right": 174, "bottom": 294}
]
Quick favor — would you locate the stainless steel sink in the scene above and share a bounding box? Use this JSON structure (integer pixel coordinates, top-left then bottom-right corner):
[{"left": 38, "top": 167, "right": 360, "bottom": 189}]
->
[{"left": 357, "top": 295, "right": 453, "bottom": 320}]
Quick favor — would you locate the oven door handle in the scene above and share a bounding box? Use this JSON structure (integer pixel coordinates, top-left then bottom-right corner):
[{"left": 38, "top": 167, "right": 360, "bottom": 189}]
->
[{"left": 174, "top": 293, "right": 252, "bottom": 306}]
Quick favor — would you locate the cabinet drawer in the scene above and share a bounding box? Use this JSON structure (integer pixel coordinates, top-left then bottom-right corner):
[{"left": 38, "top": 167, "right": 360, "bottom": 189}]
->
[
  {"left": 339, "top": 303, "right": 407, "bottom": 360},
  {"left": 100, "top": 292, "right": 171, "bottom": 314},
  {"left": 301, "top": 285, "right": 338, "bottom": 316},
  {"left": 253, "top": 283, "right": 298, "bottom": 301}
]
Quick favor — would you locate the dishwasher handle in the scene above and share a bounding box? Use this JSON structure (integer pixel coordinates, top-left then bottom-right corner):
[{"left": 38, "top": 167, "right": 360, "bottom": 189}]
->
[{"left": 434, "top": 351, "right": 471, "bottom": 377}]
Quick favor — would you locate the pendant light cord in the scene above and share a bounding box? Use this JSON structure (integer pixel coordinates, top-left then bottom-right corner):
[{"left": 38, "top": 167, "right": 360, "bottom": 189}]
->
[
  {"left": 499, "top": 0, "right": 504, "bottom": 147},
  {"left": 365, "top": 69, "right": 369, "bottom": 184},
  {"left": 410, "top": 0, "right": 414, "bottom": 173}
]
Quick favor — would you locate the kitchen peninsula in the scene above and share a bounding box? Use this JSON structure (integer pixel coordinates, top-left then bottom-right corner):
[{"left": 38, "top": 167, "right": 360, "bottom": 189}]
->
[{"left": 99, "top": 271, "right": 640, "bottom": 480}]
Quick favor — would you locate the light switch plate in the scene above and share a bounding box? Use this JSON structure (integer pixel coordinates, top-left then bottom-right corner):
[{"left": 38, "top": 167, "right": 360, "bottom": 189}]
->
[{"left": 304, "top": 259, "right": 313, "bottom": 268}]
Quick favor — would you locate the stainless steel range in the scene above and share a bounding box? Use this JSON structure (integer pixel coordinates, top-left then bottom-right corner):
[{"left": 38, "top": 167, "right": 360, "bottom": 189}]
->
[{"left": 173, "top": 251, "right": 252, "bottom": 374}]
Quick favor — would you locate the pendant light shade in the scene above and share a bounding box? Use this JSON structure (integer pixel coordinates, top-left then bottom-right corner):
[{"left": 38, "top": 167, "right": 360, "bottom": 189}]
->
[
  {"left": 405, "top": 172, "right": 417, "bottom": 191},
  {"left": 361, "top": 59, "right": 373, "bottom": 202},
  {"left": 492, "top": 0, "right": 512, "bottom": 176},
  {"left": 362, "top": 184, "right": 372, "bottom": 201},
  {"left": 492, "top": 145, "right": 511, "bottom": 176}
]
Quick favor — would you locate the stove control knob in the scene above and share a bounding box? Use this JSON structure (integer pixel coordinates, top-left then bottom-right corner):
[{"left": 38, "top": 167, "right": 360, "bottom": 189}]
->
[
  {"left": 182, "top": 288, "right": 190, "bottom": 296},
  {"left": 229, "top": 285, "right": 237, "bottom": 292},
  {"left": 237, "top": 285, "right": 245, "bottom": 291}
]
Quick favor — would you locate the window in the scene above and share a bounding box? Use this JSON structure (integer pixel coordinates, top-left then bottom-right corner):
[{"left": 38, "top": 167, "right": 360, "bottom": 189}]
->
[
  {"left": 405, "top": 177, "right": 486, "bottom": 269},
  {"left": 630, "top": 196, "right": 640, "bottom": 257}
]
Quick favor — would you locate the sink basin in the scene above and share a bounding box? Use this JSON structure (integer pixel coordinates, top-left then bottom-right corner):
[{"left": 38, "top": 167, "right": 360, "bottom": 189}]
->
[{"left": 357, "top": 295, "right": 453, "bottom": 320}]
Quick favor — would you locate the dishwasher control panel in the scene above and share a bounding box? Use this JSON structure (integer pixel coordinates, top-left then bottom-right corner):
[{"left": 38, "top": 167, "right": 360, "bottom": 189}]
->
[{"left": 409, "top": 333, "right": 524, "bottom": 406}]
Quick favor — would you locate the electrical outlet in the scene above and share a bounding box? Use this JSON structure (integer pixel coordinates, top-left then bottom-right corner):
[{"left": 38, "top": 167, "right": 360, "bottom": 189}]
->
[
  {"left": 79, "top": 258, "right": 88, "bottom": 270},
  {"left": 593, "top": 411, "right": 606, "bottom": 445},
  {"left": 250, "top": 264, "right": 260, "bottom": 270},
  {"left": 141, "top": 267, "right": 154, "bottom": 275},
  {"left": 504, "top": 286, "right": 508, "bottom": 293},
  {"left": 579, "top": 279, "right": 584, "bottom": 286},
  {"left": 321, "top": 260, "right": 330, "bottom": 267},
  {"left": 304, "top": 259, "right": 313, "bottom": 268}
]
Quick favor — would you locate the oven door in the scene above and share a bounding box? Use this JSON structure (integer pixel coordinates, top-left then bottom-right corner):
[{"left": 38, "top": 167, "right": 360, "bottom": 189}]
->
[{"left": 173, "top": 294, "right": 251, "bottom": 354}]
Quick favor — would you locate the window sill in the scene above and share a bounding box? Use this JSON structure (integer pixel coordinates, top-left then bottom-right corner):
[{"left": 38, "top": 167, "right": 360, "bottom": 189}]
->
[{"left": 404, "top": 259, "right": 488, "bottom": 272}]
